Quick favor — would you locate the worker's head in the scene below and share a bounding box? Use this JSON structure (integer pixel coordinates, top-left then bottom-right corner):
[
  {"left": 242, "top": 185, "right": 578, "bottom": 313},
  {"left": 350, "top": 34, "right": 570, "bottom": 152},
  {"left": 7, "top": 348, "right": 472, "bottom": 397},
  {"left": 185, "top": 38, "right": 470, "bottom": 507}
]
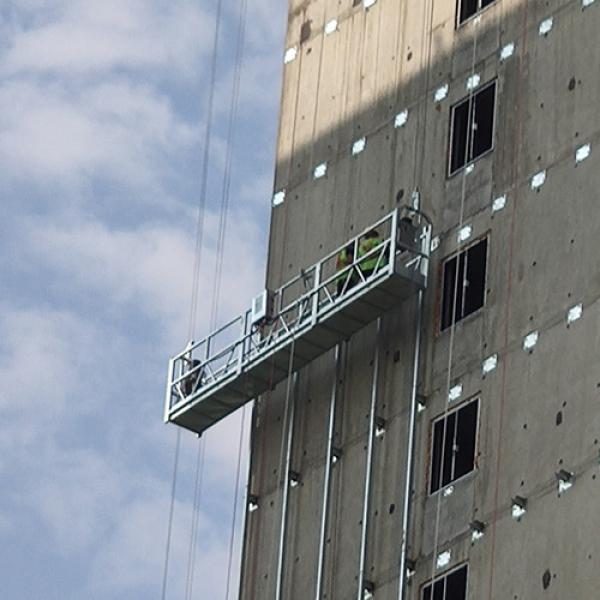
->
[
  {"left": 366, "top": 228, "right": 379, "bottom": 239},
  {"left": 345, "top": 243, "right": 354, "bottom": 258}
]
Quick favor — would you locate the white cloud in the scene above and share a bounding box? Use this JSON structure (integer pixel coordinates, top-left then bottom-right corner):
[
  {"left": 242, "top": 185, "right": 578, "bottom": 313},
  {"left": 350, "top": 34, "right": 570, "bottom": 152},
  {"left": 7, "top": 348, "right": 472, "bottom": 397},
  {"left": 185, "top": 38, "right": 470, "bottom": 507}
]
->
[
  {"left": 2, "top": 0, "right": 212, "bottom": 78},
  {"left": 24, "top": 210, "right": 266, "bottom": 345},
  {"left": 0, "top": 306, "right": 106, "bottom": 447},
  {"left": 0, "top": 1, "right": 285, "bottom": 597},
  {"left": 0, "top": 78, "right": 196, "bottom": 191}
]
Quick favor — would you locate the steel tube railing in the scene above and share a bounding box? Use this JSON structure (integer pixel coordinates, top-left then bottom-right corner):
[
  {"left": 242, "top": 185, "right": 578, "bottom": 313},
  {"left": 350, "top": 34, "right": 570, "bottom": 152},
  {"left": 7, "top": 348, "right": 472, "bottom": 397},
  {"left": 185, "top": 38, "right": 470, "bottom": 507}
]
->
[
  {"left": 315, "top": 344, "right": 342, "bottom": 599},
  {"left": 356, "top": 318, "right": 382, "bottom": 600},
  {"left": 166, "top": 207, "right": 432, "bottom": 422}
]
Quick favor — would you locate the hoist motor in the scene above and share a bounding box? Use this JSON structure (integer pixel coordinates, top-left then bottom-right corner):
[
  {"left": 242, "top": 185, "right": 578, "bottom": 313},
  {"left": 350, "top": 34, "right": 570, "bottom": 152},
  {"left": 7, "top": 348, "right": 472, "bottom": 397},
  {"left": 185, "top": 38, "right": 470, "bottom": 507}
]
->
[{"left": 251, "top": 289, "right": 274, "bottom": 326}]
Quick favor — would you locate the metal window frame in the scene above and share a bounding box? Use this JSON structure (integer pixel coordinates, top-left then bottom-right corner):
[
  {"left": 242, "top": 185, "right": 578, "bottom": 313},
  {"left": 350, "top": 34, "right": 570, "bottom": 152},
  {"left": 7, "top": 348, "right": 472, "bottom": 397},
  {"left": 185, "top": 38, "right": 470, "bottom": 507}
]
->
[
  {"left": 421, "top": 562, "right": 470, "bottom": 600},
  {"left": 428, "top": 397, "right": 480, "bottom": 496},
  {"left": 447, "top": 79, "right": 498, "bottom": 178},
  {"left": 438, "top": 233, "right": 489, "bottom": 334},
  {"left": 456, "top": 0, "right": 499, "bottom": 27}
]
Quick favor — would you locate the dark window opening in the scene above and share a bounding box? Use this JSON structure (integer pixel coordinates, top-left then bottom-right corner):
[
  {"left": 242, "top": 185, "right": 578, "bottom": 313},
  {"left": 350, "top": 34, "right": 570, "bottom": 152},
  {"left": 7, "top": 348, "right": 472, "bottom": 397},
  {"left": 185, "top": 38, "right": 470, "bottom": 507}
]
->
[
  {"left": 423, "top": 565, "right": 468, "bottom": 600},
  {"left": 430, "top": 400, "right": 478, "bottom": 494},
  {"left": 449, "top": 81, "right": 496, "bottom": 175},
  {"left": 458, "top": 0, "right": 496, "bottom": 24},
  {"left": 441, "top": 237, "right": 487, "bottom": 331}
]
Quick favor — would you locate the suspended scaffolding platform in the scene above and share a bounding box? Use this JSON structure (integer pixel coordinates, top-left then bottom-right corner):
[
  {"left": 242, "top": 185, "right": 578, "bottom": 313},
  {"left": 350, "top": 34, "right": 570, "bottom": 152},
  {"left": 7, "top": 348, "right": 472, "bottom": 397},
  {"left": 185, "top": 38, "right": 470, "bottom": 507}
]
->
[{"left": 165, "top": 207, "right": 432, "bottom": 435}]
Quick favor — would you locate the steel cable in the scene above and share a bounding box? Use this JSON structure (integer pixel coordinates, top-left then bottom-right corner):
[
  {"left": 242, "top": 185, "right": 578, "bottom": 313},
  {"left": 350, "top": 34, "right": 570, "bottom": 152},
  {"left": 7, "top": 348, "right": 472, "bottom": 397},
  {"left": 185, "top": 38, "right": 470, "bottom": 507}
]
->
[
  {"left": 161, "top": 429, "right": 181, "bottom": 600},
  {"left": 429, "top": 11, "right": 481, "bottom": 589}
]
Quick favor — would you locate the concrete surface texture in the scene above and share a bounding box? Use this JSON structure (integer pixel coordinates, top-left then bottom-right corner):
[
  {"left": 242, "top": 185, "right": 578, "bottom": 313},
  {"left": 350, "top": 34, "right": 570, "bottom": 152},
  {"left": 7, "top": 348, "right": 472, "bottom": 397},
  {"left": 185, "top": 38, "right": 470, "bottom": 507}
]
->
[{"left": 239, "top": 0, "right": 600, "bottom": 598}]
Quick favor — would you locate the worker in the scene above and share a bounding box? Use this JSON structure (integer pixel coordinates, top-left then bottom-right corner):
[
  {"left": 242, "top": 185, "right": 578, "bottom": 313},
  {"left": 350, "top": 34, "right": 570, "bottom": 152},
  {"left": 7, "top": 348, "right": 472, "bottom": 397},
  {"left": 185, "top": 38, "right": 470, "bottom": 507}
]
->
[
  {"left": 358, "top": 229, "right": 383, "bottom": 279},
  {"left": 183, "top": 359, "right": 202, "bottom": 396},
  {"left": 336, "top": 243, "right": 355, "bottom": 295}
]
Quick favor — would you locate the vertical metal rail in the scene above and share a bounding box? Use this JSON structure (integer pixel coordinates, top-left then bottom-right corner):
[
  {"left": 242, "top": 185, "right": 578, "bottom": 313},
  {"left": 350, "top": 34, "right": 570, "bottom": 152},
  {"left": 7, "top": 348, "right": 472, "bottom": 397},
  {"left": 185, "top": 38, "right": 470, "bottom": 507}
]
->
[
  {"left": 237, "top": 403, "right": 254, "bottom": 600},
  {"left": 275, "top": 373, "right": 298, "bottom": 600},
  {"left": 397, "top": 289, "right": 424, "bottom": 600},
  {"left": 315, "top": 343, "right": 343, "bottom": 599},
  {"left": 357, "top": 318, "right": 382, "bottom": 600}
]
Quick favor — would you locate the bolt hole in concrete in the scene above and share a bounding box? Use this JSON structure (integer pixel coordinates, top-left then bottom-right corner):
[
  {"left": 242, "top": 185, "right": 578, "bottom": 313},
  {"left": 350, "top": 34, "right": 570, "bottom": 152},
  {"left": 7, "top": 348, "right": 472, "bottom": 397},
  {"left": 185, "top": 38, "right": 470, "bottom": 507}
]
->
[
  {"left": 542, "top": 569, "right": 552, "bottom": 590},
  {"left": 556, "top": 411, "right": 563, "bottom": 426},
  {"left": 569, "top": 77, "right": 576, "bottom": 90},
  {"left": 389, "top": 503, "right": 396, "bottom": 514}
]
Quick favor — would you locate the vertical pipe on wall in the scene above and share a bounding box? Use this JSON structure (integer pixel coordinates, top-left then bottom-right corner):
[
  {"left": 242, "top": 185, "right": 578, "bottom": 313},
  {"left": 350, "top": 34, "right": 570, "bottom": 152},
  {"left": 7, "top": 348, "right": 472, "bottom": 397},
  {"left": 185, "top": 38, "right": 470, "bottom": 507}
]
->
[
  {"left": 397, "top": 289, "right": 424, "bottom": 600},
  {"left": 275, "top": 372, "right": 298, "bottom": 600},
  {"left": 315, "top": 343, "right": 343, "bottom": 600},
  {"left": 357, "top": 318, "right": 382, "bottom": 600}
]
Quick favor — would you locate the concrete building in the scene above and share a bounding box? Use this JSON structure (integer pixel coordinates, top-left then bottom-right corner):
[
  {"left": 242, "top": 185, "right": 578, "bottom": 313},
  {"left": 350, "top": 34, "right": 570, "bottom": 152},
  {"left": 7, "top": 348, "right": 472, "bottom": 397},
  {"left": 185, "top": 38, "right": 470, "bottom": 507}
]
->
[{"left": 165, "top": 0, "right": 600, "bottom": 598}]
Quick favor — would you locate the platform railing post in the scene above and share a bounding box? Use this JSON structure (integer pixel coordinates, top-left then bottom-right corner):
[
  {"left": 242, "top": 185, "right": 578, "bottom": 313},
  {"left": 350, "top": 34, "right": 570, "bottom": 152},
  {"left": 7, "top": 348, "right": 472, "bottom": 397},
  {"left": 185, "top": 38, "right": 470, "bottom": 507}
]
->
[
  {"left": 312, "top": 262, "right": 321, "bottom": 326},
  {"left": 164, "top": 357, "right": 174, "bottom": 422},
  {"left": 238, "top": 314, "right": 248, "bottom": 374},
  {"left": 390, "top": 210, "right": 398, "bottom": 275},
  {"left": 421, "top": 224, "right": 431, "bottom": 282}
]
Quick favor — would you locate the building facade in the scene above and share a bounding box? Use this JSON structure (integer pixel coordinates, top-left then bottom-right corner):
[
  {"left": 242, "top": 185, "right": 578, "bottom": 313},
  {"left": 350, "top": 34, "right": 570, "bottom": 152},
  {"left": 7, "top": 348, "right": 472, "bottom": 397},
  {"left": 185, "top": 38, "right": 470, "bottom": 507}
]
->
[{"left": 239, "top": 0, "right": 600, "bottom": 598}]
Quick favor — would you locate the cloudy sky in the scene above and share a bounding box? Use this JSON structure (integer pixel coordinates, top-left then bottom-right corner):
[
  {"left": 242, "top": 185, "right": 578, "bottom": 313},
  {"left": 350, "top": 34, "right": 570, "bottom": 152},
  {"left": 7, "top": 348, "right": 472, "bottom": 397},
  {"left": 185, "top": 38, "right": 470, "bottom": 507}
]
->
[{"left": 0, "top": 1, "right": 286, "bottom": 598}]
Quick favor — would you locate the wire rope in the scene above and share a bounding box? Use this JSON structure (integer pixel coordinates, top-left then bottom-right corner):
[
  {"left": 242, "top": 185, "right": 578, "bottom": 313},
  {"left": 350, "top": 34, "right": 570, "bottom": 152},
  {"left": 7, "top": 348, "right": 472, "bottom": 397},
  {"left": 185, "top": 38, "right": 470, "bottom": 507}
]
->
[
  {"left": 185, "top": 0, "right": 249, "bottom": 594},
  {"left": 485, "top": 3, "right": 529, "bottom": 597},
  {"left": 185, "top": 437, "right": 206, "bottom": 600},
  {"left": 164, "top": 0, "right": 225, "bottom": 597},
  {"left": 160, "top": 429, "right": 181, "bottom": 600},
  {"left": 188, "top": 0, "right": 225, "bottom": 339},
  {"left": 274, "top": 338, "right": 297, "bottom": 600},
  {"left": 210, "top": 0, "right": 249, "bottom": 328},
  {"left": 225, "top": 405, "right": 248, "bottom": 599},
  {"left": 429, "top": 11, "right": 481, "bottom": 587}
]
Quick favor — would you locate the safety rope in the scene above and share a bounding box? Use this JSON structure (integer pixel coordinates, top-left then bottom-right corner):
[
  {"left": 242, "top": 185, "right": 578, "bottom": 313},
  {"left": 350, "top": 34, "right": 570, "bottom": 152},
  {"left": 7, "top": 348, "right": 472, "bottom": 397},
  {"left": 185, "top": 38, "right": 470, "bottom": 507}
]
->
[
  {"left": 225, "top": 405, "right": 248, "bottom": 599},
  {"left": 160, "top": 429, "right": 181, "bottom": 600},
  {"left": 188, "top": 0, "right": 225, "bottom": 339},
  {"left": 162, "top": 0, "right": 225, "bottom": 597},
  {"left": 429, "top": 10, "right": 481, "bottom": 587},
  {"left": 184, "top": 0, "right": 249, "bottom": 594},
  {"left": 210, "top": 0, "right": 249, "bottom": 327},
  {"left": 184, "top": 437, "right": 205, "bottom": 600},
  {"left": 486, "top": 3, "right": 529, "bottom": 597}
]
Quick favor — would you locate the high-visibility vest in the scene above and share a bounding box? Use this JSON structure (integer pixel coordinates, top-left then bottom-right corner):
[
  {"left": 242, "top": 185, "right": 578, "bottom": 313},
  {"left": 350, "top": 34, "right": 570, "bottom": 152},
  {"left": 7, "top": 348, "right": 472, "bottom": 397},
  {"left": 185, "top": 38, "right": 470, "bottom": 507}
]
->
[
  {"left": 358, "top": 236, "right": 382, "bottom": 273},
  {"left": 336, "top": 248, "right": 352, "bottom": 282}
]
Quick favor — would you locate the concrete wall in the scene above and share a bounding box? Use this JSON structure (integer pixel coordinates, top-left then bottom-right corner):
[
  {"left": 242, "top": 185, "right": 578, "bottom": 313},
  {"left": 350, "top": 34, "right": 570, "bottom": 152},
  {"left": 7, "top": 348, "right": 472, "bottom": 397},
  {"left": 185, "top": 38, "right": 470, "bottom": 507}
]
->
[{"left": 241, "top": 0, "right": 600, "bottom": 598}]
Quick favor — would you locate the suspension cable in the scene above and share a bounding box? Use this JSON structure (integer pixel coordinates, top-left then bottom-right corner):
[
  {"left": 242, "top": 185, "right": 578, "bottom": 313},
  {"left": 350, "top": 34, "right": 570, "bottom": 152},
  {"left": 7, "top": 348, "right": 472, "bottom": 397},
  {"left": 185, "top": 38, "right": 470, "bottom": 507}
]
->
[
  {"left": 486, "top": 3, "right": 530, "bottom": 597},
  {"left": 163, "top": 0, "right": 225, "bottom": 597},
  {"left": 185, "top": 0, "right": 249, "bottom": 593},
  {"left": 225, "top": 405, "right": 248, "bottom": 599},
  {"left": 275, "top": 339, "right": 297, "bottom": 600},
  {"left": 160, "top": 429, "right": 181, "bottom": 600},
  {"left": 184, "top": 436, "right": 205, "bottom": 600},
  {"left": 429, "top": 11, "right": 481, "bottom": 587},
  {"left": 188, "top": 0, "right": 225, "bottom": 339},
  {"left": 210, "top": 0, "right": 249, "bottom": 327}
]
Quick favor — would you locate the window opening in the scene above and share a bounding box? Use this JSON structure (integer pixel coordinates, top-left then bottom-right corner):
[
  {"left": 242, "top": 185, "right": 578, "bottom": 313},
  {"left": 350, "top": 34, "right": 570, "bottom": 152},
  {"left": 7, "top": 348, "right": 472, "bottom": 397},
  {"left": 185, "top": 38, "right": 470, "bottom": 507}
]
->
[
  {"left": 458, "top": 0, "right": 495, "bottom": 25},
  {"left": 423, "top": 564, "right": 468, "bottom": 600},
  {"left": 449, "top": 81, "right": 496, "bottom": 175},
  {"left": 430, "top": 399, "right": 479, "bottom": 494},
  {"left": 441, "top": 237, "right": 487, "bottom": 331}
]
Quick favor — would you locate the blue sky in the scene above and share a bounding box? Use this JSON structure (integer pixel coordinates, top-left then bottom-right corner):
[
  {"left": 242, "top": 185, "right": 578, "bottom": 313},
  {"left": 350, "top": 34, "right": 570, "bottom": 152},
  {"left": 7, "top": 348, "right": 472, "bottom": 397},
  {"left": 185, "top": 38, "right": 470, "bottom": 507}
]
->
[{"left": 0, "top": 1, "right": 286, "bottom": 598}]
